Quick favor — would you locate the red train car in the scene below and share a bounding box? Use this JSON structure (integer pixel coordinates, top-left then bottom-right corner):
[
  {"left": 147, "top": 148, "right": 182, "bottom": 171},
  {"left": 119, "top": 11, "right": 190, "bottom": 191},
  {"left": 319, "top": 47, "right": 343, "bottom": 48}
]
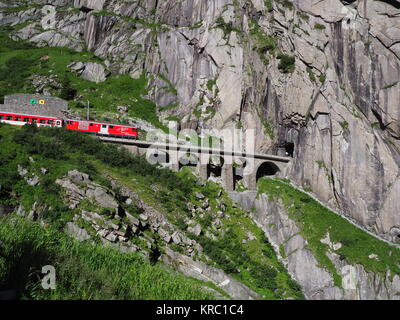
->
[
  {"left": 0, "top": 111, "right": 138, "bottom": 140},
  {"left": 66, "top": 119, "right": 138, "bottom": 139},
  {"left": 0, "top": 112, "right": 64, "bottom": 128}
]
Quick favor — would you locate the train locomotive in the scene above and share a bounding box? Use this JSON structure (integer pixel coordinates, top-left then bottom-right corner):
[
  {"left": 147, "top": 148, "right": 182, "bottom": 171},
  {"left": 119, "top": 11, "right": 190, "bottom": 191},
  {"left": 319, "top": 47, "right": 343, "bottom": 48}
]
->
[{"left": 0, "top": 111, "right": 139, "bottom": 140}]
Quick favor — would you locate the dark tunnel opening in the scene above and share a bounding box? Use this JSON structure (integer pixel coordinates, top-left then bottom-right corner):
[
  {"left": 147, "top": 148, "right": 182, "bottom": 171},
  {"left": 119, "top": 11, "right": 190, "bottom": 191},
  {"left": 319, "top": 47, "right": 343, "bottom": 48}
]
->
[
  {"left": 285, "top": 142, "right": 295, "bottom": 157},
  {"left": 256, "top": 162, "right": 280, "bottom": 182}
]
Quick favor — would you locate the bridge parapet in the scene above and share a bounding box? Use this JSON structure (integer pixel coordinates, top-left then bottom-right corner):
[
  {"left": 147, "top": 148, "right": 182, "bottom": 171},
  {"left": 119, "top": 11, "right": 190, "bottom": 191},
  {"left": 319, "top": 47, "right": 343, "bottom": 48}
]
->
[{"left": 99, "top": 137, "right": 291, "bottom": 191}]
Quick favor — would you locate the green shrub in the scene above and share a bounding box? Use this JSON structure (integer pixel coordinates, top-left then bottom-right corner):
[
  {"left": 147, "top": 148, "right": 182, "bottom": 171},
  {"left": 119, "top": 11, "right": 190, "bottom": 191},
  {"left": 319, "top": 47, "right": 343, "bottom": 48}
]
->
[
  {"left": 314, "top": 23, "right": 326, "bottom": 30},
  {"left": 277, "top": 54, "right": 295, "bottom": 73},
  {"left": 59, "top": 76, "right": 77, "bottom": 100},
  {"left": 0, "top": 216, "right": 214, "bottom": 300}
]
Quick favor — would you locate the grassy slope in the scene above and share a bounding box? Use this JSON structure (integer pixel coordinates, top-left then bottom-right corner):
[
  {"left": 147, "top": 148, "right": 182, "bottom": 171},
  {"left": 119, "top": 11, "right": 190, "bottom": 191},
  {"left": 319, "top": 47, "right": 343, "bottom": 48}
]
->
[
  {"left": 0, "top": 216, "right": 214, "bottom": 300},
  {"left": 0, "top": 25, "right": 161, "bottom": 127},
  {"left": 258, "top": 178, "right": 400, "bottom": 287},
  {"left": 0, "top": 124, "right": 304, "bottom": 299}
]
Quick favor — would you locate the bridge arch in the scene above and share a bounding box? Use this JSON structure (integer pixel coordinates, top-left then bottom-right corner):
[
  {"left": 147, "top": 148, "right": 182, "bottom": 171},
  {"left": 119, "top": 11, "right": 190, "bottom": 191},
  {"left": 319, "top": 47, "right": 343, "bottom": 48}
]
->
[
  {"left": 147, "top": 148, "right": 170, "bottom": 166},
  {"left": 179, "top": 152, "right": 199, "bottom": 171},
  {"left": 207, "top": 156, "right": 225, "bottom": 179},
  {"left": 256, "top": 161, "right": 280, "bottom": 182},
  {"left": 233, "top": 158, "right": 247, "bottom": 190}
]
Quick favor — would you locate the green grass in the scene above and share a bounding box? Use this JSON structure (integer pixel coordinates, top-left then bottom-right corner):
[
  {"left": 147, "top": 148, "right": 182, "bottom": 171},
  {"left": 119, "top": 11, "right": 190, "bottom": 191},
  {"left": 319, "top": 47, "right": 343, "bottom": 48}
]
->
[
  {"left": 0, "top": 123, "right": 304, "bottom": 299},
  {"left": 314, "top": 24, "right": 326, "bottom": 30},
  {"left": 0, "top": 125, "right": 303, "bottom": 299},
  {"left": 258, "top": 178, "right": 400, "bottom": 287},
  {"left": 0, "top": 26, "right": 162, "bottom": 127},
  {"left": 0, "top": 215, "right": 215, "bottom": 300},
  {"left": 249, "top": 19, "right": 277, "bottom": 62},
  {"left": 307, "top": 67, "right": 316, "bottom": 83},
  {"left": 214, "top": 17, "right": 242, "bottom": 38}
]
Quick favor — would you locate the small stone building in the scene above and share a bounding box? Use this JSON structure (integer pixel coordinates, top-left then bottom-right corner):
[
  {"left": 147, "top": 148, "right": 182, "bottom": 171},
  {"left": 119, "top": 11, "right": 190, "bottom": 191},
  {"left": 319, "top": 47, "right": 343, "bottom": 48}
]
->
[{"left": 0, "top": 94, "right": 68, "bottom": 118}]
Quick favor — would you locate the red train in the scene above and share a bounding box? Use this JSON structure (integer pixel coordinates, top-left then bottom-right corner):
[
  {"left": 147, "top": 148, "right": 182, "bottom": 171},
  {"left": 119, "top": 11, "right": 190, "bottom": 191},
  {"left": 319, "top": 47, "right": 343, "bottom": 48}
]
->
[{"left": 0, "top": 111, "right": 139, "bottom": 139}]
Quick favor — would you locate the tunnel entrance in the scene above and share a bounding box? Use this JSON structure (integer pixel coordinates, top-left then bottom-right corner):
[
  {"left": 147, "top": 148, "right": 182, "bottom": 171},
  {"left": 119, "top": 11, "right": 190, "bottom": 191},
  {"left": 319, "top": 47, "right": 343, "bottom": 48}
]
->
[
  {"left": 285, "top": 142, "right": 294, "bottom": 157},
  {"left": 256, "top": 162, "right": 280, "bottom": 182}
]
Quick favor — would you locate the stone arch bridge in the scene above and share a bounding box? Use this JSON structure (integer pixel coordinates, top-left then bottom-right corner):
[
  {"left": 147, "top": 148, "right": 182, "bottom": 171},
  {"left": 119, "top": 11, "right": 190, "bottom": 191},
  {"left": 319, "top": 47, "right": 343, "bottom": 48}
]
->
[{"left": 100, "top": 137, "right": 291, "bottom": 191}]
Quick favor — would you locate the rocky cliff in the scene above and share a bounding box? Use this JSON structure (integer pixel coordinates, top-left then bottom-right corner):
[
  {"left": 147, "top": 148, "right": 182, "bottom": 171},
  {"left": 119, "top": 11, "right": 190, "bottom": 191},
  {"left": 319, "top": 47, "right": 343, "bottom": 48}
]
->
[
  {"left": 1, "top": 0, "right": 400, "bottom": 299},
  {"left": 3, "top": 0, "right": 398, "bottom": 242},
  {"left": 230, "top": 181, "right": 400, "bottom": 300}
]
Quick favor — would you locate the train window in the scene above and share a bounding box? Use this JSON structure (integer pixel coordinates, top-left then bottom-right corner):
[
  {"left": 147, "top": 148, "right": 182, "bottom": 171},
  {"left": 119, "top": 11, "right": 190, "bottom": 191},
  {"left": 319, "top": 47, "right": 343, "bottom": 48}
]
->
[
  {"left": 15, "top": 117, "right": 21, "bottom": 121},
  {"left": 0, "top": 115, "right": 3, "bottom": 120},
  {"left": 23, "top": 118, "right": 29, "bottom": 122},
  {"left": 39, "top": 119, "right": 46, "bottom": 124},
  {"left": 48, "top": 120, "right": 54, "bottom": 125},
  {"left": 102, "top": 125, "right": 107, "bottom": 128},
  {"left": 6, "top": 116, "right": 12, "bottom": 120},
  {"left": 90, "top": 123, "right": 93, "bottom": 126},
  {"left": 110, "top": 126, "right": 114, "bottom": 129}
]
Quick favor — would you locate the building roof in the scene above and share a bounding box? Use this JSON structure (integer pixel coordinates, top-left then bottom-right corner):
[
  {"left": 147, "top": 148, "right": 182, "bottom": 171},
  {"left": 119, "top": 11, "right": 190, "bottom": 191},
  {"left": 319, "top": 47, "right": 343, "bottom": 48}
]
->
[
  {"left": 0, "top": 103, "right": 65, "bottom": 118},
  {"left": 0, "top": 94, "right": 68, "bottom": 118}
]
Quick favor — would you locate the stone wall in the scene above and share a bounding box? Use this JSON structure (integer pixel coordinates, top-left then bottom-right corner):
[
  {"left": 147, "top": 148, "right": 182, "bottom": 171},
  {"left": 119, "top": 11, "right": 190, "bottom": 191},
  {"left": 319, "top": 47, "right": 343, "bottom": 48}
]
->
[{"left": 0, "top": 94, "right": 67, "bottom": 118}]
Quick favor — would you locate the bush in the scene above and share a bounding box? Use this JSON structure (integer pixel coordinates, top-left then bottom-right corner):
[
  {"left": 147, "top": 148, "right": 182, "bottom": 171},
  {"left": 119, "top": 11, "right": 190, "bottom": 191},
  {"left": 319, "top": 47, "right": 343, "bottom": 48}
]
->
[
  {"left": 277, "top": 54, "right": 295, "bottom": 73},
  {"left": 0, "top": 55, "right": 35, "bottom": 101},
  {"left": 59, "top": 76, "right": 77, "bottom": 100}
]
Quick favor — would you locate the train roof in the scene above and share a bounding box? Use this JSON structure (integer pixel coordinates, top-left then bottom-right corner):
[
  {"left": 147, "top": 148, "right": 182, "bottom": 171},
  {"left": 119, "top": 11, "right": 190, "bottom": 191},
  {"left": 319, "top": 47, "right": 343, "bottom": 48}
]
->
[{"left": 0, "top": 110, "right": 63, "bottom": 120}]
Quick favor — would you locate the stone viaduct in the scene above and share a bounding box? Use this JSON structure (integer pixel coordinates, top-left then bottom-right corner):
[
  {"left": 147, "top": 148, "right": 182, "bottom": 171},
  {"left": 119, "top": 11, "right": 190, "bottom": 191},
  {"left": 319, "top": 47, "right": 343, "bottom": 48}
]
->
[{"left": 100, "top": 137, "right": 291, "bottom": 191}]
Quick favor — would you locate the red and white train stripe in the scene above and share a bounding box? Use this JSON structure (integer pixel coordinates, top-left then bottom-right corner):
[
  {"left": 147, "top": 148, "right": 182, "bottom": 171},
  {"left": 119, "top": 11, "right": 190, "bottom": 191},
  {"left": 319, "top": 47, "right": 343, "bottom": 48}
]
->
[{"left": 0, "top": 112, "right": 139, "bottom": 139}]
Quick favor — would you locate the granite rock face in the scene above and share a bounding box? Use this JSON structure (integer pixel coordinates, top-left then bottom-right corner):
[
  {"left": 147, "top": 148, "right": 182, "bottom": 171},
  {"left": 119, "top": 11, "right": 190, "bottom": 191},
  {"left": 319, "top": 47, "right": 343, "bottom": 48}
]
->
[
  {"left": 1, "top": 0, "right": 400, "bottom": 279},
  {"left": 230, "top": 192, "right": 400, "bottom": 300}
]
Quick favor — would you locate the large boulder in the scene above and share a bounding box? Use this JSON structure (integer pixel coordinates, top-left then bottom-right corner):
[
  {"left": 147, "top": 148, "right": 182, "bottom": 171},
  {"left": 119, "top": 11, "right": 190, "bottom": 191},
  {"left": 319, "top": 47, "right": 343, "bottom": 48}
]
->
[
  {"left": 86, "top": 187, "right": 118, "bottom": 209},
  {"left": 80, "top": 62, "right": 109, "bottom": 83},
  {"left": 65, "top": 222, "right": 91, "bottom": 241},
  {"left": 67, "top": 170, "right": 90, "bottom": 184}
]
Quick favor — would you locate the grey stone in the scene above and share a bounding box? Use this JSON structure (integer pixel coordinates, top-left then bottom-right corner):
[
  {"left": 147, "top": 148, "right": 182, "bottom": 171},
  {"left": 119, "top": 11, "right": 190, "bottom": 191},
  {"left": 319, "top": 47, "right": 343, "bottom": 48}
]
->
[
  {"left": 195, "top": 192, "right": 205, "bottom": 199},
  {"left": 27, "top": 175, "right": 40, "bottom": 186},
  {"left": 67, "top": 170, "right": 90, "bottom": 184},
  {"left": 162, "top": 248, "right": 261, "bottom": 300},
  {"left": 65, "top": 222, "right": 91, "bottom": 241},
  {"left": 117, "top": 106, "right": 128, "bottom": 114},
  {"left": 188, "top": 224, "right": 202, "bottom": 236},
  {"left": 17, "top": 165, "right": 28, "bottom": 177},
  {"left": 68, "top": 61, "right": 85, "bottom": 71},
  {"left": 171, "top": 232, "right": 182, "bottom": 244},
  {"left": 105, "top": 232, "right": 118, "bottom": 242},
  {"left": 88, "top": 187, "right": 118, "bottom": 209},
  {"left": 16, "top": 205, "right": 26, "bottom": 216},
  {"left": 80, "top": 62, "right": 108, "bottom": 83},
  {"left": 126, "top": 213, "right": 140, "bottom": 226}
]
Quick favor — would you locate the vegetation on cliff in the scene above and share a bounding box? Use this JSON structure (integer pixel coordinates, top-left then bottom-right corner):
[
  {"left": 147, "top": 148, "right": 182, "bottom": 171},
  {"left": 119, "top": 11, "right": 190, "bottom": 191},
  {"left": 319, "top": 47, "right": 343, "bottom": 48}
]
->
[
  {"left": 0, "top": 216, "right": 215, "bottom": 300},
  {"left": 258, "top": 178, "right": 400, "bottom": 287},
  {"left": 0, "top": 124, "right": 303, "bottom": 299},
  {"left": 0, "top": 26, "right": 160, "bottom": 127}
]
